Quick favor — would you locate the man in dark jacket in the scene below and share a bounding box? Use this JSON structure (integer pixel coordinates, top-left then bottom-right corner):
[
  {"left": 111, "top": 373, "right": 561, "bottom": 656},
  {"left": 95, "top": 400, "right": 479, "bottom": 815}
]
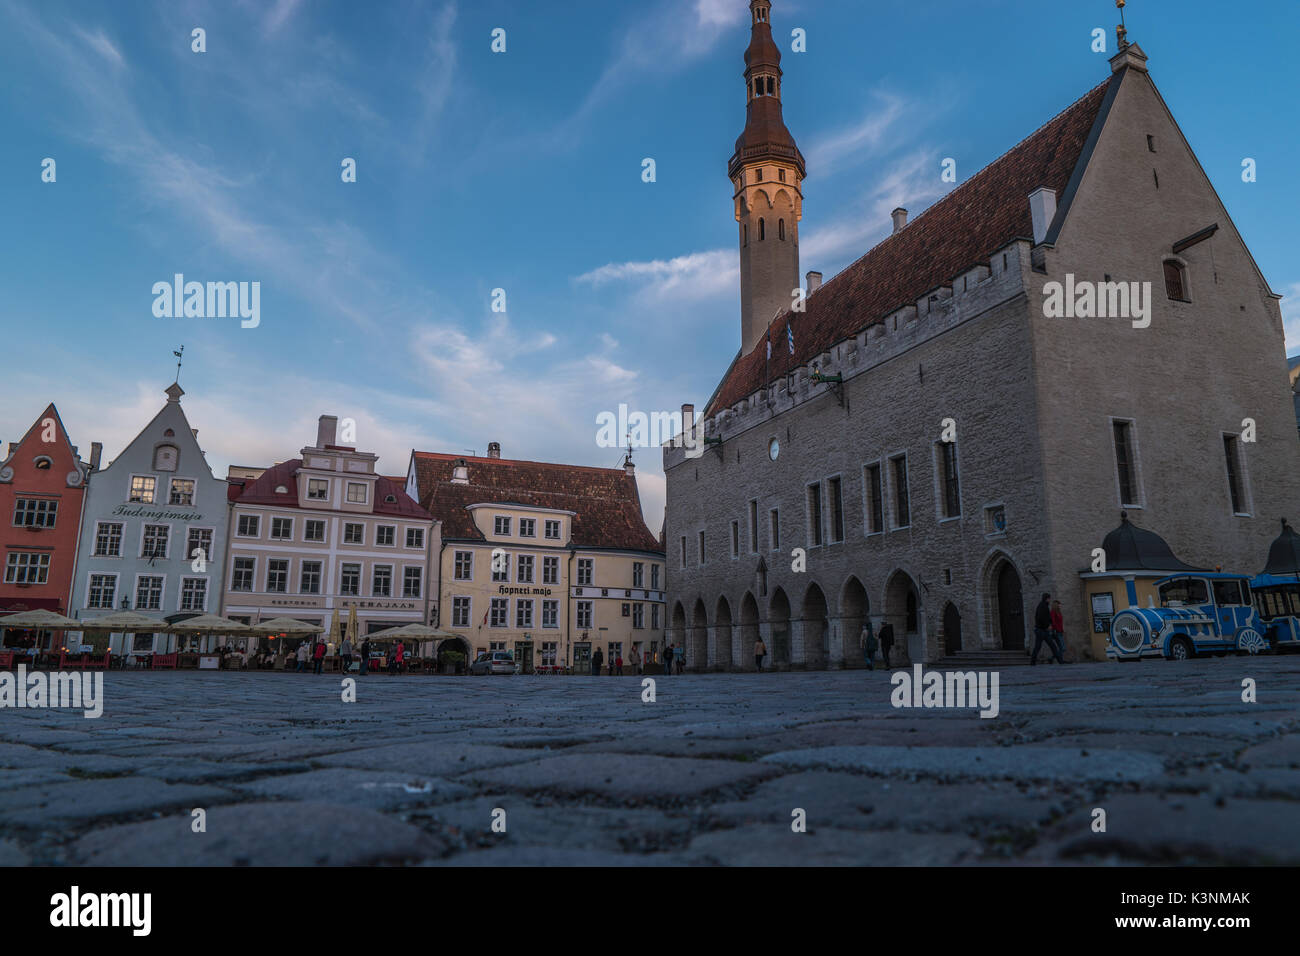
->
[
  {"left": 360, "top": 638, "right": 372, "bottom": 675},
  {"left": 1030, "top": 592, "right": 1062, "bottom": 664},
  {"left": 590, "top": 646, "right": 603, "bottom": 676},
  {"left": 878, "top": 621, "right": 895, "bottom": 668}
]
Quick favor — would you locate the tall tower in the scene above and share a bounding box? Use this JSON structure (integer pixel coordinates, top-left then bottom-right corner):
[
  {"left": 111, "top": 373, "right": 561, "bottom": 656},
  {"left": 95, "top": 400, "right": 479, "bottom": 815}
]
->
[{"left": 730, "top": 0, "right": 805, "bottom": 357}]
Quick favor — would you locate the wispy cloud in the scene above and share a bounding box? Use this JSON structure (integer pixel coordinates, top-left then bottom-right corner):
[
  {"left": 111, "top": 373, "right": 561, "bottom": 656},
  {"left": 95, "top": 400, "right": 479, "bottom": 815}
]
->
[
  {"left": 72, "top": 26, "right": 124, "bottom": 69},
  {"left": 803, "top": 92, "right": 906, "bottom": 174},
  {"left": 1281, "top": 281, "right": 1300, "bottom": 353},
  {"left": 263, "top": 0, "right": 304, "bottom": 35}
]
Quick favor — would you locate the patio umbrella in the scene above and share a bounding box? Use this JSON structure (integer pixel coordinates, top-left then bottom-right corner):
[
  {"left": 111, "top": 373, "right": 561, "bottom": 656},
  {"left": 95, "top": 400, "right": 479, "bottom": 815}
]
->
[
  {"left": 366, "top": 623, "right": 459, "bottom": 641},
  {"left": 346, "top": 605, "right": 358, "bottom": 644},
  {"left": 0, "top": 609, "right": 80, "bottom": 629},
  {"left": 165, "top": 614, "right": 250, "bottom": 634},
  {"left": 254, "top": 617, "right": 325, "bottom": 634},
  {"left": 80, "top": 610, "right": 169, "bottom": 654}
]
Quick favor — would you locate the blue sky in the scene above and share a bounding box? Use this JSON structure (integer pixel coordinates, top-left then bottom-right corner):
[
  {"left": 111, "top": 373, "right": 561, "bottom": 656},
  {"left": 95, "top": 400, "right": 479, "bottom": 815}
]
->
[{"left": 2, "top": 0, "right": 1298, "bottom": 533}]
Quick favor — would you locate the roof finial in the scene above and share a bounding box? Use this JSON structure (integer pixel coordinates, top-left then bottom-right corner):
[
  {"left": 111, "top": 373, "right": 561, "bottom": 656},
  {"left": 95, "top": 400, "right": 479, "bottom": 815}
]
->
[
  {"left": 1116, "top": 0, "right": 1129, "bottom": 50},
  {"left": 172, "top": 345, "right": 184, "bottom": 384}
]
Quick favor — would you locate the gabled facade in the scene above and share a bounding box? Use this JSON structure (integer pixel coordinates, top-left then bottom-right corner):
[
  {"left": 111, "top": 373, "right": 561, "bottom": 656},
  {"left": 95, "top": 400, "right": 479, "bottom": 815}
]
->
[
  {"left": 221, "top": 415, "right": 438, "bottom": 647},
  {"left": 664, "top": 12, "right": 1300, "bottom": 670},
  {"left": 68, "top": 383, "right": 229, "bottom": 654},
  {"left": 408, "top": 445, "right": 666, "bottom": 673},
  {"left": 0, "top": 405, "right": 92, "bottom": 645}
]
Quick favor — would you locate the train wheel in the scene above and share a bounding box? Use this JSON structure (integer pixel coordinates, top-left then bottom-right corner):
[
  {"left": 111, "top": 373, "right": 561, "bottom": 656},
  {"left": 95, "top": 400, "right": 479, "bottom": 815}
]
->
[{"left": 1168, "top": 637, "right": 1193, "bottom": 660}]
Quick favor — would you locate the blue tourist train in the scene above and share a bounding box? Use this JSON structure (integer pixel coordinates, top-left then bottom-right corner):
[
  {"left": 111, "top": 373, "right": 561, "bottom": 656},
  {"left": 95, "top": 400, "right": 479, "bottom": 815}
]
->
[
  {"left": 1107, "top": 572, "right": 1268, "bottom": 661},
  {"left": 1248, "top": 519, "right": 1300, "bottom": 653}
]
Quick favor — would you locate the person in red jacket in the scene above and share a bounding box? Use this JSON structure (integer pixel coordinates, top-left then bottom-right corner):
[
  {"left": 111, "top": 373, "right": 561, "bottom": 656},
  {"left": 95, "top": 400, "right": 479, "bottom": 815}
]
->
[
  {"left": 390, "top": 640, "right": 405, "bottom": 674},
  {"left": 1050, "top": 599, "right": 1067, "bottom": 663},
  {"left": 312, "top": 639, "right": 326, "bottom": 675}
]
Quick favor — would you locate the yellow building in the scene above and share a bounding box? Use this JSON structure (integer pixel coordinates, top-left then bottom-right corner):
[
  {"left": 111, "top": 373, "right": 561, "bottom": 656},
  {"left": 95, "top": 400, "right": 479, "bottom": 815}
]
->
[{"left": 406, "top": 444, "right": 665, "bottom": 673}]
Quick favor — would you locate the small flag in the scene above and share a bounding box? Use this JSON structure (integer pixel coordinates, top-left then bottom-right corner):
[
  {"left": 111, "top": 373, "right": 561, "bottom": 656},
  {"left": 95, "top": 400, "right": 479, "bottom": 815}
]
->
[
  {"left": 787, "top": 322, "right": 795, "bottom": 355},
  {"left": 765, "top": 328, "right": 772, "bottom": 361}
]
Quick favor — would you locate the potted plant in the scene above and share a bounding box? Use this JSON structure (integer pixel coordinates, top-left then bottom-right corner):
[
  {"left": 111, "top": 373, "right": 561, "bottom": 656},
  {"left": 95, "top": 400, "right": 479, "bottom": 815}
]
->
[{"left": 440, "top": 650, "right": 466, "bottom": 675}]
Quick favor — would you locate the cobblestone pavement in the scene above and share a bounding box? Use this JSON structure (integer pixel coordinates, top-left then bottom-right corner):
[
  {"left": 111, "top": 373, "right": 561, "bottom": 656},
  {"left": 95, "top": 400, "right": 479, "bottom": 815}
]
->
[{"left": 1, "top": 658, "right": 1297, "bottom": 866}]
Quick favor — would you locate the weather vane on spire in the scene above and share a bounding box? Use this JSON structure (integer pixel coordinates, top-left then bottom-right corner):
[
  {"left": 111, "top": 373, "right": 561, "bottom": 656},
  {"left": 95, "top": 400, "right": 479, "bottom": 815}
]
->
[
  {"left": 1116, "top": 0, "right": 1129, "bottom": 50},
  {"left": 173, "top": 345, "right": 184, "bottom": 384}
]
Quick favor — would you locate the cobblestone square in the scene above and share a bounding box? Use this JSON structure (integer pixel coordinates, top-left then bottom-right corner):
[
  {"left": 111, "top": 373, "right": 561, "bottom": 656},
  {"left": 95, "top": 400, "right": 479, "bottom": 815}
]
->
[{"left": 1, "top": 660, "right": 1297, "bottom": 866}]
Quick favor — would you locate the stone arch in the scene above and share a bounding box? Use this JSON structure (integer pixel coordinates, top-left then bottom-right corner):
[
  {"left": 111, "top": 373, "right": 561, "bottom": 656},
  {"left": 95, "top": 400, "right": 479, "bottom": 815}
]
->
[
  {"left": 437, "top": 636, "right": 470, "bottom": 670},
  {"left": 690, "top": 598, "right": 708, "bottom": 671},
  {"left": 978, "top": 549, "right": 1028, "bottom": 652},
  {"left": 769, "top": 587, "right": 792, "bottom": 666},
  {"left": 838, "top": 575, "right": 870, "bottom": 667},
  {"left": 800, "top": 582, "right": 829, "bottom": 669},
  {"left": 883, "top": 569, "right": 923, "bottom": 665},
  {"left": 739, "top": 591, "right": 760, "bottom": 669},
  {"left": 713, "top": 595, "right": 734, "bottom": 671}
]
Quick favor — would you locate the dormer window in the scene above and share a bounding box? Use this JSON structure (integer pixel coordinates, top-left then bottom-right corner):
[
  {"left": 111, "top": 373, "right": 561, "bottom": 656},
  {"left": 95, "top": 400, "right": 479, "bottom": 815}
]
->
[
  {"left": 33, "top": 457, "right": 52, "bottom": 470},
  {"left": 1163, "top": 259, "right": 1189, "bottom": 301},
  {"left": 153, "top": 444, "right": 179, "bottom": 472}
]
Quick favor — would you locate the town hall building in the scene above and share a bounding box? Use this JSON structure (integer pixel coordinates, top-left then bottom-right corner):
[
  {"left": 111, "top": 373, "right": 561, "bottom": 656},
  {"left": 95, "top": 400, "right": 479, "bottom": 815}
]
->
[{"left": 663, "top": 0, "right": 1300, "bottom": 669}]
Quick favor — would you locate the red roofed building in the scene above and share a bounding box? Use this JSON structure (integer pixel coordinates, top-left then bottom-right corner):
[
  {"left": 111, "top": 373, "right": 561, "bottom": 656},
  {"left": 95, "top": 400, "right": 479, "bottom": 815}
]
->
[
  {"left": 221, "top": 415, "right": 437, "bottom": 657},
  {"left": 407, "top": 443, "right": 666, "bottom": 674},
  {"left": 664, "top": 5, "right": 1300, "bottom": 670},
  {"left": 0, "top": 405, "right": 93, "bottom": 651}
]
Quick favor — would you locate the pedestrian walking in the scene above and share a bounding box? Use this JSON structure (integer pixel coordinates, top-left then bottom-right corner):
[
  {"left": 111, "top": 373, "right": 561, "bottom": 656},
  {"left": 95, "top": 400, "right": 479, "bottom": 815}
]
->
[
  {"left": 295, "top": 641, "right": 308, "bottom": 673},
  {"left": 860, "top": 621, "right": 877, "bottom": 671},
  {"left": 1030, "top": 592, "right": 1063, "bottom": 664},
  {"left": 360, "top": 638, "right": 371, "bottom": 676},
  {"left": 340, "top": 636, "right": 353, "bottom": 672},
  {"left": 390, "top": 640, "right": 405, "bottom": 674},
  {"left": 754, "top": 637, "right": 767, "bottom": 671},
  {"left": 312, "top": 639, "right": 326, "bottom": 675},
  {"left": 661, "top": 643, "right": 672, "bottom": 675},
  {"left": 591, "top": 646, "right": 603, "bottom": 676},
  {"left": 878, "top": 620, "right": 895, "bottom": 668},
  {"left": 1050, "top": 599, "right": 1067, "bottom": 663},
  {"left": 675, "top": 644, "right": 685, "bottom": 674},
  {"left": 614, "top": 653, "right": 623, "bottom": 676}
]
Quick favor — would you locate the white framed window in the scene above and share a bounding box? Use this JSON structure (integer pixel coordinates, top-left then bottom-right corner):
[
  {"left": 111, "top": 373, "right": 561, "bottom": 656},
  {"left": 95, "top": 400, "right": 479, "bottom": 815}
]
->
[
  {"left": 492, "top": 552, "right": 510, "bottom": 583},
  {"left": 542, "top": 599, "right": 559, "bottom": 628},
  {"left": 544, "top": 519, "right": 561, "bottom": 540},
  {"left": 300, "top": 561, "right": 323, "bottom": 594},
  {"left": 403, "top": 566, "right": 422, "bottom": 599},
  {"left": 454, "top": 550, "right": 474, "bottom": 581},
  {"left": 372, "top": 565, "right": 393, "bottom": 597},
  {"left": 134, "top": 574, "right": 164, "bottom": 610},
  {"left": 346, "top": 482, "right": 368, "bottom": 503},
  {"left": 231, "top": 557, "right": 256, "bottom": 592},
  {"left": 168, "top": 478, "right": 196, "bottom": 506},
  {"left": 517, "top": 554, "right": 535, "bottom": 584},
  {"left": 516, "top": 599, "right": 534, "bottom": 628},
  {"left": 494, "top": 515, "right": 512, "bottom": 536},
  {"left": 87, "top": 573, "right": 117, "bottom": 608},
  {"left": 4, "top": 552, "right": 49, "bottom": 585},
  {"left": 343, "top": 523, "right": 364, "bottom": 545},
  {"left": 266, "top": 559, "right": 289, "bottom": 593},
  {"left": 304, "top": 519, "right": 326, "bottom": 542},
  {"left": 519, "top": 518, "right": 536, "bottom": 538},
  {"left": 541, "top": 641, "right": 558, "bottom": 665},
  {"left": 187, "top": 527, "right": 213, "bottom": 563},
  {"left": 542, "top": 555, "right": 559, "bottom": 585},
  {"left": 633, "top": 561, "right": 644, "bottom": 587},
  {"left": 651, "top": 564, "right": 660, "bottom": 589},
  {"left": 236, "top": 514, "right": 260, "bottom": 538},
  {"left": 307, "top": 478, "right": 329, "bottom": 500},
  {"left": 340, "top": 563, "right": 361, "bottom": 596},
  {"left": 489, "top": 598, "right": 508, "bottom": 628},
  {"left": 179, "top": 577, "right": 208, "bottom": 612},
  {"left": 376, "top": 525, "right": 396, "bottom": 546},
  {"left": 94, "top": 522, "right": 123, "bottom": 557},
  {"left": 577, "top": 558, "right": 593, "bottom": 585},
  {"left": 576, "top": 600, "right": 593, "bottom": 630},
  {"left": 632, "top": 603, "right": 645, "bottom": 629},
  {"left": 141, "top": 524, "right": 170, "bottom": 560},
  {"left": 129, "top": 475, "right": 156, "bottom": 504},
  {"left": 452, "top": 596, "right": 472, "bottom": 628},
  {"left": 270, "top": 517, "right": 294, "bottom": 541},
  {"left": 12, "top": 498, "right": 58, "bottom": 528},
  {"left": 405, "top": 527, "right": 424, "bottom": 549}
]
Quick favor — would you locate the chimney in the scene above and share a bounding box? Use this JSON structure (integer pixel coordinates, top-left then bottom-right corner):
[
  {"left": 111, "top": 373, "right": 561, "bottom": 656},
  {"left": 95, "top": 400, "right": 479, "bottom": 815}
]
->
[
  {"left": 487, "top": 442, "right": 501, "bottom": 459},
  {"left": 891, "top": 207, "right": 908, "bottom": 234},
  {"left": 806, "top": 271, "right": 822, "bottom": 294},
  {"left": 681, "top": 404, "right": 695, "bottom": 440},
  {"left": 90, "top": 442, "right": 103, "bottom": 472},
  {"left": 1028, "top": 187, "right": 1057, "bottom": 245},
  {"left": 451, "top": 458, "right": 469, "bottom": 484},
  {"left": 624, "top": 452, "right": 635, "bottom": 477},
  {"left": 316, "top": 414, "right": 338, "bottom": 448}
]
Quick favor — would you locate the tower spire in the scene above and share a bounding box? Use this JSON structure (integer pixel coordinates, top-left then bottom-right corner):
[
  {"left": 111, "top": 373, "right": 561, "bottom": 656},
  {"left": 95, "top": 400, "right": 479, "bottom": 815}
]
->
[
  {"left": 1116, "top": 0, "right": 1129, "bottom": 50},
  {"left": 731, "top": 0, "right": 805, "bottom": 357}
]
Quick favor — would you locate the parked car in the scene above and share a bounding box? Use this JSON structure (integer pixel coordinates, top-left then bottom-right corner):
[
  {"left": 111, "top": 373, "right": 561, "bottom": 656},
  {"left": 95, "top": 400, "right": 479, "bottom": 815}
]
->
[
  {"left": 1250, "top": 573, "right": 1300, "bottom": 652},
  {"left": 1108, "top": 572, "right": 1268, "bottom": 660},
  {"left": 469, "top": 650, "right": 515, "bottom": 675}
]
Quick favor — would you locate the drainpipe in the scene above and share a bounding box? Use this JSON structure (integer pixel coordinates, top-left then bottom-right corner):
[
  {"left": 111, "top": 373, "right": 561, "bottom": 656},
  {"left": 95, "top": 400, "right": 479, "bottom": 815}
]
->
[{"left": 566, "top": 546, "right": 575, "bottom": 669}]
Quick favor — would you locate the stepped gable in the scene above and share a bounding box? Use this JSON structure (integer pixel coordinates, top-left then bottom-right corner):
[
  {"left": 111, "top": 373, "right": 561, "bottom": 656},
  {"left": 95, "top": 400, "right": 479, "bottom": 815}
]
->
[{"left": 706, "top": 78, "right": 1110, "bottom": 416}]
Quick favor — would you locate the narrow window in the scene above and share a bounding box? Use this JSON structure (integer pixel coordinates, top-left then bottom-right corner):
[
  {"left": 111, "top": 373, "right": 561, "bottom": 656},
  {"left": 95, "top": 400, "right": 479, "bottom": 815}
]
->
[
  {"left": 1113, "top": 421, "right": 1138, "bottom": 505},
  {"left": 864, "top": 464, "right": 883, "bottom": 534},
  {"left": 731, "top": 520, "right": 739, "bottom": 558},
  {"left": 680, "top": 536, "right": 687, "bottom": 568},
  {"left": 828, "top": 477, "right": 844, "bottom": 543},
  {"left": 698, "top": 529, "right": 706, "bottom": 565},
  {"left": 770, "top": 509, "right": 780, "bottom": 551},
  {"left": 807, "top": 482, "right": 822, "bottom": 546},
  {"left": 1224, "top": 435, "right": 1247, "bottom": 514},
  {"left": 1163, "top": 260, "right": 1187, "bottom": 301},
  {"left": 748, "top": 499, "right": 759, "bottom": 553},
  {"left": 778, "top": 169, "right": 786, "bottom": 182},
  {"left": 759, "top": 218, "right": 765, "bottom": 241},
  {"left": 778, "top": 218, "right": 785, "bottom": 240},
  {"left": 891, "top": 456, "right": 910, "bottom": 528},
  {"left": 1146, "top": 134, "right": 1156, "bottom": 153},
  {"left": 939, "top": 442, "right": 961, "bottom": 518},
  {"left": 743, "top": 223, "right": 748, "bottom": 247},
  {"left": 766, "top": 76, "right": 774, "bottom": 95}
]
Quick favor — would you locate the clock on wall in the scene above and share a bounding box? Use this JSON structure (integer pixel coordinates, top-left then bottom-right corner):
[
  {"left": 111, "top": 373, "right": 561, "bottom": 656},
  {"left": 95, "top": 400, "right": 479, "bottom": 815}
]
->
[
  {"left": 154, "top": 444, "right": 179, "bottom": 472},
  {"left": 768, "top": 438, "right": 780, "bottom": 461}
]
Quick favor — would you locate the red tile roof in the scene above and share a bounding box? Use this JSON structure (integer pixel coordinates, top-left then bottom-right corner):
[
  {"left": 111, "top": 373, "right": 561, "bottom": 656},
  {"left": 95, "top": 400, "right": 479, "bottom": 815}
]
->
[
  {"left": 228, "top": 459, "right": 431, "bottom": 518},
  {"left": 706, "top": 78, "right": 1111, "bottom": 415},
  {"left": 410, "top": 452, "right": 662, "bottom": 553}
]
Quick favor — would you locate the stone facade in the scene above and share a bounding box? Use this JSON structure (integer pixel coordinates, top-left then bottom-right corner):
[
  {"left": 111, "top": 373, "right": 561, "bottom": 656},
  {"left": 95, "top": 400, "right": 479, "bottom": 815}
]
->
[{"left": 663, "top": 36, "right": 1300, "bottom": 671}]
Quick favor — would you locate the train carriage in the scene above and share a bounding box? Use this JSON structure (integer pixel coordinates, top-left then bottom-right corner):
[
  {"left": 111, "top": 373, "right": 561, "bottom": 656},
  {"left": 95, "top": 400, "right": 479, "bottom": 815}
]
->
[
  {"left": 1107, "top": 572, "right": 1268, "bottom": 661},
  {"left": 1250, "top": 519, "right": 1300, "bottom": 653}
]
